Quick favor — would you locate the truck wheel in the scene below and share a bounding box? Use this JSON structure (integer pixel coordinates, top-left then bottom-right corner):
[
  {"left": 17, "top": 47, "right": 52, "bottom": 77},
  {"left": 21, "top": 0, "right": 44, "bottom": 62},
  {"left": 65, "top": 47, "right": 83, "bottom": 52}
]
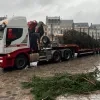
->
[
  {"left": 52, "top": 51, "right": 61, "bottom": 62},
  {"left": 71, "top": 51, "right": 75, "bottom": 58},
  {"left": 63, "top": 50, "right": 71, "bottom": 60},
  {"left": 14, "top": 55, "right": 28, "bottom": 70}
]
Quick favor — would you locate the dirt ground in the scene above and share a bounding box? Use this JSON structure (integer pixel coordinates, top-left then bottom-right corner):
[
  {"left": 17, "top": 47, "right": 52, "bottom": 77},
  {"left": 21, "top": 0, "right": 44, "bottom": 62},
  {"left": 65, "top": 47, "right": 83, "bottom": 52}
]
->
[{"left": 0, "top": 55, "right": 100, "bottom": 100}]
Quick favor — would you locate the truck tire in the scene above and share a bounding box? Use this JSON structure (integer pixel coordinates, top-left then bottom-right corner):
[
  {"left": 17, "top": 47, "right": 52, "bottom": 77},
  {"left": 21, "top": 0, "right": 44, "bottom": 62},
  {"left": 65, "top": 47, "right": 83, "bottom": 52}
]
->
[
  {"left": 71, "top": 50, "right": 75, "bottom": 58},
  {"left": 63, "top": 50, "right": 71, "bottom": 60},
  {"left": 52, "top": 51, "right": 61, "bottom": 62},
  {"left": 96, "top": 50, "right": 99, "bottom": 54},
  {"left": 14, "top": 55, "right": 28, "bottom": 70}
]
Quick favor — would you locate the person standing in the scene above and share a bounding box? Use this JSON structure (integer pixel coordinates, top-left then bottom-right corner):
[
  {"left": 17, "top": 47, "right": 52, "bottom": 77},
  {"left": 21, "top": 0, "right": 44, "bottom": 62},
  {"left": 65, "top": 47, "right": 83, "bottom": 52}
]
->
[{"left": 28, "top": 20, "right": 39, "bottom": 53}]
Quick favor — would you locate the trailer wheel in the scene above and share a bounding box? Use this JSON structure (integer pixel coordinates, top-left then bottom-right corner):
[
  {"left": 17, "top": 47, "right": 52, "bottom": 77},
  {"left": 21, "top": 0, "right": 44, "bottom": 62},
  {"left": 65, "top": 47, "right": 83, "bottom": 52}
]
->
[
  {"left": 96, "top": 50, "right": 99, "bottom": 54},
  {"left": 71, "top": 50, "right": 75, "bottom": 58},
  {"left": 14, "top": 55, "right": 28, "bottom": 70},
  {"left": 63, "top": 50, "right": 71, "bottom": 60},
  {"left": 52, "top": 51, "right": 61, "bottom": 62}
]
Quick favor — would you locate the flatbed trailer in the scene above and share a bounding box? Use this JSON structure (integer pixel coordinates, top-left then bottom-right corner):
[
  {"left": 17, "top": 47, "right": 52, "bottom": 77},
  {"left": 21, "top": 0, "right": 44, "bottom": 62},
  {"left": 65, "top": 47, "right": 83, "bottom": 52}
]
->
[{"left": 38, "top": 44, "right": 79, "bottom": 62}]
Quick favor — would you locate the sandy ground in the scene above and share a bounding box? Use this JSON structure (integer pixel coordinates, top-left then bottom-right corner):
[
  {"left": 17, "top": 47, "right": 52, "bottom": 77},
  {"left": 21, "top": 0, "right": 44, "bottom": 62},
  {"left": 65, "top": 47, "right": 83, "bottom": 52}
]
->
[{"left": 0, "top": 55, "right": 100, "bottom": 100}]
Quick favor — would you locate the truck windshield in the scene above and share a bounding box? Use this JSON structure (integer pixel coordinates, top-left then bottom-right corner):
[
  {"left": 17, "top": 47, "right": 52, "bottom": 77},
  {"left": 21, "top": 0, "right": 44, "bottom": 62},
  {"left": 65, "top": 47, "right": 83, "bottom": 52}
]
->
[{"left": 0, "top": 25, "right": 5, "bottom": 40}]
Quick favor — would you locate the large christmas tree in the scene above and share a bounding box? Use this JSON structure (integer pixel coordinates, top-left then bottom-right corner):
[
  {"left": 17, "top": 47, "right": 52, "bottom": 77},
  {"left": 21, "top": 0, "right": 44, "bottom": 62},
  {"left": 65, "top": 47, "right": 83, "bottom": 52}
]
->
[{"left": 63, "top": 30, "right": 100, "bottom": 49}]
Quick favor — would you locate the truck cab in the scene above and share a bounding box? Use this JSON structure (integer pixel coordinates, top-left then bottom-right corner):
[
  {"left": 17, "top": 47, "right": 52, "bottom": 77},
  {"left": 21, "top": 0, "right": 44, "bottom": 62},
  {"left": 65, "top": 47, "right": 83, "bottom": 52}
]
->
[
  {"left": 0, "top": 16, "right": 29, "bottom": 53},
  {"left": 0, "top": 16, "right": 35, "bottom": 69}
]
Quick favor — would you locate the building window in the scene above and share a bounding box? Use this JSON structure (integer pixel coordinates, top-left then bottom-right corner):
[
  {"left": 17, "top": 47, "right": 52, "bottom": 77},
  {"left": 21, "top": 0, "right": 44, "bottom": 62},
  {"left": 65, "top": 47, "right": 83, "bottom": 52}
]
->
[
  {"left": 58, "top": 26, "right": 60, "bottom": 28},
  {"left": 48, "top": 26, "right": 51, "bottom": 28},
  {"left": 58, "top": 31, "right": 60, "bottom": 34},
  {"left": 55, "top": 26, "right": 57, "bottom": 28},
  {"left": 48, "top": 28, "right": 51, "bottom": 31},
  {"left": 48, "top": 31, "right": 50, "bottom": 34}
]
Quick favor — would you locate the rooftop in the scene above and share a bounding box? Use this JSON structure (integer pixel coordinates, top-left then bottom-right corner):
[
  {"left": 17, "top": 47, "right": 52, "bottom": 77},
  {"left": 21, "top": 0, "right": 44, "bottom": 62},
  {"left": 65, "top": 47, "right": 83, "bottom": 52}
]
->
[
  {"left": 46, "top": 16, "right": 60, "bottom": 20},
  {"left": 90, "top": 24, "right": 100, "bottom": 29},
  {"left": 74, "top": 23, "right": 89, "bottom": 27},
  {"left": 61, "top": 20, "right": 73, "bottom": 24}
]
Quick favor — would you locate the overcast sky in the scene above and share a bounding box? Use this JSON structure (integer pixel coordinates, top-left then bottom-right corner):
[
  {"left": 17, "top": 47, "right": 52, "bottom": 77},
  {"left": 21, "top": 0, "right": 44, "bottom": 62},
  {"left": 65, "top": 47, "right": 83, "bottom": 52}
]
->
[{"left": 0, "top": 0, "right": 100, "bottom": 24}]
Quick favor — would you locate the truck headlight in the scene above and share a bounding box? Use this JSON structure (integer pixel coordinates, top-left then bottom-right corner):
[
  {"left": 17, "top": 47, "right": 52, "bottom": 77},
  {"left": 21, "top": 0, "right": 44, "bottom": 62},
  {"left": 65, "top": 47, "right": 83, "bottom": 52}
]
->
[{"left": 0, "top": 60, "right": 3, "bottom": 63}]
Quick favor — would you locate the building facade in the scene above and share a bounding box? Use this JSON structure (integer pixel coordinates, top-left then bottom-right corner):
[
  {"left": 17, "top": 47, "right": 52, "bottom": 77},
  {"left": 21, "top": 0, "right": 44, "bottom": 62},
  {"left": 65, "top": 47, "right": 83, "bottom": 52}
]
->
[
  {"left": 74, "top": 23, "right": 100, "bottom": 40},
  {"left": 46, "top": 16, "right": 100, "bottom": 41},
  {"left": 74, "top": 23, "right": 89, "bottom": 33},
  {"left": 89, "top": 24, "right": 100, "bottom": 40},
  {"left": 46, "top": 16, "right": 74, "bottom": 41},
  {"left": 46, "top": 16, "right": 60, "bottom": 35},
  {"left": 60, "top": 20, "right": 74, "bottom": 33},
  {"left": 46, "top": 16, "right": 61, "bottom": 41}
]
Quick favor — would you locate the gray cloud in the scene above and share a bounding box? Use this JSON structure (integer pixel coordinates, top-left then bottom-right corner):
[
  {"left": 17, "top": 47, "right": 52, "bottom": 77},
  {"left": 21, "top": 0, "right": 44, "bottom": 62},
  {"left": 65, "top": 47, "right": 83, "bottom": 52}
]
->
[
  {"left": 37, "top": 0, "right": 54, "bottom": 6},
  {"left": 0, "top": 0, "right": 100, "bottom": 24}
]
